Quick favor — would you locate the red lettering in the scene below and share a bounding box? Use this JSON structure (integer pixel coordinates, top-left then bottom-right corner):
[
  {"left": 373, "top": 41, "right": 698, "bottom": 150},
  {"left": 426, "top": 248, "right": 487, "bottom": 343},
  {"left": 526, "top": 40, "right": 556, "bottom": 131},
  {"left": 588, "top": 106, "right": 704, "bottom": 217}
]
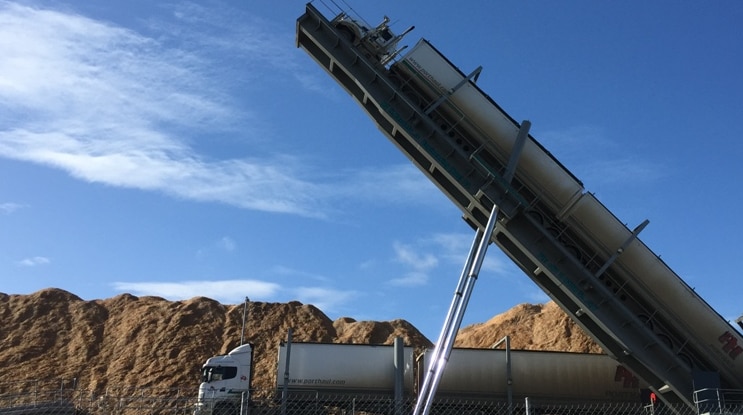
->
[
  {"left": 614, "top": 366, "right": 639, "bottom": 388},
  {"left": 719, "top": 331, "right": 742, "bottom": 360}
]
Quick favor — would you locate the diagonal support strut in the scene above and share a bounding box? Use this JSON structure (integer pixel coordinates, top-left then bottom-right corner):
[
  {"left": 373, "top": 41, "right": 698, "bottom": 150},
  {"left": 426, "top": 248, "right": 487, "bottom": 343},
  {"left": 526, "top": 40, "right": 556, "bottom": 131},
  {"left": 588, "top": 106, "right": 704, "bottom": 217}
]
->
[{"left": 413, "top": 121, "right": 531, "bottom": 415}]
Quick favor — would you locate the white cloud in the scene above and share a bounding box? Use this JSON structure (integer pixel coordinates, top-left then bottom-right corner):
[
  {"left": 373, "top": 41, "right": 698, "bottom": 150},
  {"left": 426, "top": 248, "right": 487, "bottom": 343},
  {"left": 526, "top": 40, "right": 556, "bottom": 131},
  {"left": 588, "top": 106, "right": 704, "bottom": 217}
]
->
[
  {"left": 426, "top": 232, "right": 511, "bottom": 275},
  {"left": 270, "top": 266, "right": 331, "bottom": 283},
  {"left": 220, "top": 237, "right": 236, "bottom": 252},
  {"left": 428, "top": 232, "right": 473, "bottom": 263},
  {"left": 164, "top": 2, "right": 326, "bottom": 97},
  {"left": 0, "top": 2, "right": 325, "bottom": 216},
  {"left": 110, "top": 279, "right": 358, "bottom": 314},
  {"left": 388, "top": 241, "right": 438, "bottom": 286},
  {"left": 388, "top": 271, "right": 430, "bottom": 287},
  {"left": 394, "top": 241, "right": 438, "bottom": 269},
  {"left": 111, "top": 279, "right": 281, "bottom": 304},
  {"left": 0, "top": 202, "right": 24, "bottom": 214},
  {"left": 541, "top": 125, "right": 668, "bottom": 188},
  {"left": 334, "top": 164, "right": 443, "bottom": 207},
  {"left": 582, "top": 157, "right": 669, "bottom": 185},
  {"left": 0, "top": 3, "right": 453, "bottom": 219},
  {"left": 387, "top": 232, "right": 516, "bottom": 287},
  {"left": 0, "top": 0, "right": 328, "bottom": 216},
  {"left": 17, "top": 256, "right": 50, "bottom": 267},
  {"left": 291, "top": 286, "right": 357, "bottom": 314},
  {"left": 541, "top": 125, "right": 612, "bottom": 151}
]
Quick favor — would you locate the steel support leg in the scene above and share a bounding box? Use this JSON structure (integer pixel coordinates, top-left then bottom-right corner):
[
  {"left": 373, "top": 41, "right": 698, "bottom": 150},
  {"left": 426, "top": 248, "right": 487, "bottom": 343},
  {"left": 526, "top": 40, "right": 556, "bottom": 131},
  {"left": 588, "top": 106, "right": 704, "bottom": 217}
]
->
[
  {"left": 413, "top": 121, "right": 531, "bottom": 415},
  {"left": 413, "top": 210, "right": 497, "bottom": 415}
]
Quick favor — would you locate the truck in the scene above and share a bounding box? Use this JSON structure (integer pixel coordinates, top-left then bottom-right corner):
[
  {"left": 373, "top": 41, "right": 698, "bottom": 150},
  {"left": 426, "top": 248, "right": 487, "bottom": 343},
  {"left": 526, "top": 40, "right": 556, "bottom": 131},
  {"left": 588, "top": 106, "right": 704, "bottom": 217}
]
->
[
  {"left": 295, "top": 2, "right": 743, "bottom": 410},
  {"left": 194, "top": 343, "right": 253, "bottom": 415},
  {"left": 194, "top": 340, "right": 648, "bottom": 415}
]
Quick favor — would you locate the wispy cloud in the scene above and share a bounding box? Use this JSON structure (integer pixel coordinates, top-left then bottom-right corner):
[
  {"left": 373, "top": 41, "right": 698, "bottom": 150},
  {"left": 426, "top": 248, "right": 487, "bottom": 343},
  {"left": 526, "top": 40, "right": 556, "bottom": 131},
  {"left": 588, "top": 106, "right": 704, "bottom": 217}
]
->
[
  {"left": 17, "top": 256, "right": 50, "bottom": 267},
  {"left": 271, "top": 266, "right": 331, "bottom": 283},
  {"left": 0, "top": 202, "right": 25, "bottom": 214},
  {"left": 336, "top": 165, "right": 442, "bottom": 206},
  {"left": 388, "top": 241, "right": 439, "bottom": 286},
  {"left": 541, "top": 125, "right": 669, "bottom": 188},
  {"left": 582, "top": 156, "right": 669, "bottom": 185},
  {"left": 219, "top": 237, "right": 236, "bottom": 252},
  {"left": 0, "top": 2, "right": 428, "bottom": 219},
  {"left": 110, "top": 279, "right": 358, "bottom": 314},
  {"left": 196, "top": 236, "right": 239, "bottom": 259},
  {"left": 111, "top": 279, "right": 281, "bottom": 303},
  {"left": 291, "top": 286, "right": 357, "bottom": 314},
  {"left": 427, "top": 232, "right": 508, "bottom": 274},
  {"left": 0, "top": 1, "right": 332, "bottom": 216},
  {"left": 387, "top": 232, "right": 515, "bottom": 286}
]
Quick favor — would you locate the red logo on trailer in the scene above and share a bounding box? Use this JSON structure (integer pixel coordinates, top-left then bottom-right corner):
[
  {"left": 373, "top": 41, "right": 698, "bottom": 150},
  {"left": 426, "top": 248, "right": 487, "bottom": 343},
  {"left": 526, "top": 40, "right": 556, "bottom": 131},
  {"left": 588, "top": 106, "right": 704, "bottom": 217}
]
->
[
  {"left": 719, "top": 331, "right": 743, "bottom": 359},
  {"left": 614, "top": 366, "right": 639, "bottom": 388}
]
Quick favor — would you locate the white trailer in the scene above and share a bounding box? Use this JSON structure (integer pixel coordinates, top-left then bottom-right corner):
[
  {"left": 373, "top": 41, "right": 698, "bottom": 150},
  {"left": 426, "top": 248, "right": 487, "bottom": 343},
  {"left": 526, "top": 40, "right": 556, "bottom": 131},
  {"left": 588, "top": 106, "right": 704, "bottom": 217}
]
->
[
  {"left": 276, "top": 341, "right": 414, "bottom": 397},
  {"left": 392, "top": 39, "right": 743, "bottom": 400},
  {"left": 195, "top": 341, "right": 647, "bottom": 415},
  {"left": 392, "top": 39, "right": 584, "bottom": 215},
  {"left": 425, "top": 348, "right": 647, "bottom": 403},
  {"left": 391, "top": 37, "right": 743, "bottom": 398}
]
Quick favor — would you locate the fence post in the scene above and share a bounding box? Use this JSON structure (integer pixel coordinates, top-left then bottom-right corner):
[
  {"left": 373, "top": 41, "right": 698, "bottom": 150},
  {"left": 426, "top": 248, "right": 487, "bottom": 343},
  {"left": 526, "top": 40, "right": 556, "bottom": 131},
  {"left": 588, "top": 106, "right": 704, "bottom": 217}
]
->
[{"left": 240, "top": 390, "right": 249, "bottom": 415}]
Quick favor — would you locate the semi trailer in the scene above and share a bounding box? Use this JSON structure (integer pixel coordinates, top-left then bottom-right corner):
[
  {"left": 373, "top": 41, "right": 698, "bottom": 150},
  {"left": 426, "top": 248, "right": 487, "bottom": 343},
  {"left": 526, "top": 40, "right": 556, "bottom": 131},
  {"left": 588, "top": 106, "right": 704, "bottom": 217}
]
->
[
  {"left": 194, "top": 341, "right": 647, "bottom": 414},
  {"left": 295, "top": 2, "right": 743, "bottom": 410}
]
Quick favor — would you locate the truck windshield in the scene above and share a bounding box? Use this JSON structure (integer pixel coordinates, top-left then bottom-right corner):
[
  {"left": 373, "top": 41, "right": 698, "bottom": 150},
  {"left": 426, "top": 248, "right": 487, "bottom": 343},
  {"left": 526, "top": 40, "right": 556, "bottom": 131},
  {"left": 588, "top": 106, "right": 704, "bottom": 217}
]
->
[{"left": 202, "top": 366, "right": 238, "bottom": 383}]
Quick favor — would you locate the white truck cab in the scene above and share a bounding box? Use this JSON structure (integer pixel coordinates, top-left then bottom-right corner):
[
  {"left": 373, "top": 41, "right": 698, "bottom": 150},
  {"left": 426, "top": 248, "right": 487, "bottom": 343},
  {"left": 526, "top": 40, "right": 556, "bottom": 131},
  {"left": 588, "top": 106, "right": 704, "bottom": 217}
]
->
[{"left": 194, "top": 344, "right": 252, "bottom": 415}]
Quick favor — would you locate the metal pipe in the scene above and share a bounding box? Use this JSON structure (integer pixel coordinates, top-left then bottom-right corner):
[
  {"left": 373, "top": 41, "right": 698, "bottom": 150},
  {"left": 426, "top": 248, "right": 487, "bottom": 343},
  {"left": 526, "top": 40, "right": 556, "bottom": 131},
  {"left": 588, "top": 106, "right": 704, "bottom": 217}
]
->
[
  {"left": 491, "top": 336, "right": 513, "bottom": 414},
  {"left": 420, "top": 202, "right": 501, "bottom": 415},
  {"left": 394, "top": 337, "right": 404, "bottom": 415},
  {"left": 280, "top": 329, "right": 293, "bottom": 415},
  {"left": 240, "top": 296, "right": 250, "bottom": 345},
  {"left": 415, "top": 120, "right": 531, "bottom": 415},
  {"left": 506, "top": 336, "right": 512, "bottom": 411},
  {"left": 413, "top": 229, "right": 481, "bottom": 415}
]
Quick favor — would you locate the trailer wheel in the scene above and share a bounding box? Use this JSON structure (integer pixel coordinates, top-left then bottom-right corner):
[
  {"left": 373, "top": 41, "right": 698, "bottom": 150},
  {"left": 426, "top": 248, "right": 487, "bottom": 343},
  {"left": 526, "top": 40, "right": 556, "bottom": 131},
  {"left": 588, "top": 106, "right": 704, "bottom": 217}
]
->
[
  {"left": 637, "top": 314, "right": 654, "bottom": 330},
  {"left": 387, "top": 73, "right": 403, "bottom": 87},
  {"left": 401, "top": 86, "right": 423, "bottom": 108},
  {"left": 678, "top": 352, "right": 694, "bottom": 369},
  {"left": 526, "top": 210, "right": 545, "bottom": 227},
  {"left": 337, "top": 26, "right": 356, "bottom": 44},
  {"left": 656, "top": 332, "right": 674, "bottom": 348}
]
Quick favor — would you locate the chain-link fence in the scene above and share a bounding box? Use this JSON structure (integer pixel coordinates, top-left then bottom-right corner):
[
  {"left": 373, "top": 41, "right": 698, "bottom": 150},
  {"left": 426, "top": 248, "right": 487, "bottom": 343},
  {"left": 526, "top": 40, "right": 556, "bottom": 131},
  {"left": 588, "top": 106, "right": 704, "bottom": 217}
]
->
[
  {"left": 0, "top": 379, "right": 194, "bottom": 415},
  {"left": 692, "top": 387, "right": 743, "bottom": 415},
  {"left": 1, "top": 381, "right": 738, "bottom": 415}
]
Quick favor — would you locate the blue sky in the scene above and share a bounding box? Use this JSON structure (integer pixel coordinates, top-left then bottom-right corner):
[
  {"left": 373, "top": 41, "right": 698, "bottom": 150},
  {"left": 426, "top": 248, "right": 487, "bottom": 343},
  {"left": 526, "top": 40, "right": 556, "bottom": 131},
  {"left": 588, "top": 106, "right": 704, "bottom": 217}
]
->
[{"left": 1, "top": 0, "right": 742, "bottom": 341}]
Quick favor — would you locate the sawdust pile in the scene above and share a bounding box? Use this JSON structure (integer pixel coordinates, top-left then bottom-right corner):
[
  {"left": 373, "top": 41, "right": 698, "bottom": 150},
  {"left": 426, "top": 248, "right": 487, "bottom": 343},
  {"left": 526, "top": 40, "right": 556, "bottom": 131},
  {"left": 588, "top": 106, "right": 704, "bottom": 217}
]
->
[
  {"left": 0, "top": 288, "right": 600, "bottom": 394},
  {"left": 455, "top": 302, "right": 603, "bottom": 353}
]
